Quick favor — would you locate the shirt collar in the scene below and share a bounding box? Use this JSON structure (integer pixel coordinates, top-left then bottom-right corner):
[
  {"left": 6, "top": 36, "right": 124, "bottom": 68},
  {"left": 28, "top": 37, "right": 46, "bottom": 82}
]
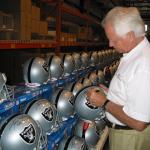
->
[{"left": 122, "top": 37, "right": 149, "bottom": 61}]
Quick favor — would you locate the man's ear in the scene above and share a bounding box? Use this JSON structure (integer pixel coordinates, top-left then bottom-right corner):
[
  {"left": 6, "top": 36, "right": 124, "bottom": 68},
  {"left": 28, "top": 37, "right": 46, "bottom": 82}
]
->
[{"left": 126, "top": 31, "right": 135, "bottom": 41}]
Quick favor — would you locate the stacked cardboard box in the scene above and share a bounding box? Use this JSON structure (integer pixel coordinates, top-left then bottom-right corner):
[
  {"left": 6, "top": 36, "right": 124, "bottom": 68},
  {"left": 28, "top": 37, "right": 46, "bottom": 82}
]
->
[
  {"left": 15, "top": 0, "right": 32, "bottom": 40},
  {"left": 39, "top": 21, "right": 48, "bottom": 35},
  {"left": 31, "top": 5, "right": 40, "bottom": 33}
]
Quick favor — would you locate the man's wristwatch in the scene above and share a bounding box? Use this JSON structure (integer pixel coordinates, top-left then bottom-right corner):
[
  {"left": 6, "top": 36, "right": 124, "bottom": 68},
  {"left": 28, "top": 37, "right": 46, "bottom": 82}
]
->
[{"left": 102, "top": 99, "right": 110, "bottom": 110}]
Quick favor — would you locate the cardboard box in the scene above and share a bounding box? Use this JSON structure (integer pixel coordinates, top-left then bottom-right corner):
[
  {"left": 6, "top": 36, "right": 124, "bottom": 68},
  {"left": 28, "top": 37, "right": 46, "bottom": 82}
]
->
[
  {"left": 20, "top": 26, "right": 31, "bottom": 40},
  {"left": 31, "top": 6, "right": 40, "bottom": 20},
  {"left": 39, "top": 21, "right": 48, "bottom": 34},
  {"left": 31, "top": 19, "right": 40, "bottom": 33}
]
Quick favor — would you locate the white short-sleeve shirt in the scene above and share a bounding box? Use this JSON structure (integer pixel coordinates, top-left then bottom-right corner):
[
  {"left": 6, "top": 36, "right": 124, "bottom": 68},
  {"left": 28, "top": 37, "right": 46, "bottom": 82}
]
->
[{"left": 106, "top": 37, "right": 150, "bottom": 125}]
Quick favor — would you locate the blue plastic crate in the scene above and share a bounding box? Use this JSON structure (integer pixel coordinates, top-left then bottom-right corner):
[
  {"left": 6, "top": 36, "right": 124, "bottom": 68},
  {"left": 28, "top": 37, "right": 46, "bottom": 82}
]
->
[
  {"left": 57, "top": 78, "right": 65, "bottom": 87},
  {"left": 14, "top": 84, "right": 52, "bottom": 113},
  {"left": 0, "top": 99, "right": 19, "bottom": 123}
]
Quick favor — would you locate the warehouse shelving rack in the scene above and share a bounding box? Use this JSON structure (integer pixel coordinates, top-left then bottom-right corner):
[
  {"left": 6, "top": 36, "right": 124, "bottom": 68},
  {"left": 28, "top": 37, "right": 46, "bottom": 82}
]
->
[
  {"left": 0, "top": 1, "right": 109, "bottom": 149},
  {"left": 0, "top": 0, "right": 104, "bottom": 50}
]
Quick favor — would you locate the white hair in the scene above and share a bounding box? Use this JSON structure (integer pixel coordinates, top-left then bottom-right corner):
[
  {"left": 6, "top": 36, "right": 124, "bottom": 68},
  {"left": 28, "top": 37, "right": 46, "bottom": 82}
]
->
[{"left": 102, "top": 7, "right": 145, "bottom": 37}]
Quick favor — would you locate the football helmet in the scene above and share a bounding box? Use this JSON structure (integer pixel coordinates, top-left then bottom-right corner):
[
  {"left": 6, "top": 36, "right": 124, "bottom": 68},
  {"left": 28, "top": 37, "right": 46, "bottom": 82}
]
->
[
  {"left": 51, "top": 89, "right": 75, "bottom": 120},
  {"left": 0, "top": 114, "right": 41, "bottom": 150},
  {"left": 97, "top": 51, "right": 103, "bottom": 64},
  {"left": 89, "top": 51, "right": 98, "bottom": 66},
  {"left": 79, "top": 77, "right": 92, "bottom": 87},
  {"left": 58, "top": 136, "right": 87, "bottom": 150},
  {"left": 74, "top": 86, "right": 105, "bottom": 121},
  {"left": 94, "top": 119, "right": 106, "bottom": 133},
  {"left": 23, "top": 57, "right": 49, "bottom": 84},
  {"left": 25, "top": 99, "right": 57, "bottom": 133},
  {"left": 72, "top": 53, "right": 81, "bottom": 70},
  {"left": 96, "top": 70, "right": 105, "bottom": 84},
  {"left": 64, "top": 82, "right": 83, "bottom": 96},
  {"left": 88, "top": 72, "right": 98, "bottom": 85},
  {"left": 81, "top": 52, "right": 89, "bottom": 69},
  {"left": 74, "top": 119, "right": 100, "bottom": 147},
  {"left": 62, "top": 54, "right": 75, "bottom": 76},
  {"left": 47, "top": 55, "right": 64, "bottom": 80}
]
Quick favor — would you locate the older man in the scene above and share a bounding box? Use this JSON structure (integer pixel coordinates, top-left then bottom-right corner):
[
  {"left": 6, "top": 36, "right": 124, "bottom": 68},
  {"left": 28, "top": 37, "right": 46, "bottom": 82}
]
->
[{"left": 87, "top": 7, "right": 150, "bottom": 150}]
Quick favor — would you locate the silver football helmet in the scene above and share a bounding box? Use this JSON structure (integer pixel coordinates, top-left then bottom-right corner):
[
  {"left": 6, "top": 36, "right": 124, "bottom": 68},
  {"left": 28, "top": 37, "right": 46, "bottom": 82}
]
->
[
  {"left": 0, "top": 114, "right": 41, "bottom": 150},
  {"left": 81, "top": 52, "right": 89, "bottom": 69},
  {"left": 74, "top": 119, "right": 100, "bottom": 147},
  {"left": 88, "top": 72, "right": 98, "bottom": 85},
  {"left": 103, "top": 66, "right": 112, "bottom": 82},
  {"left": 62, "top": 54, "right": 75, "bottom": 76},
  {"left": 96, "top": 70, "right": 105, "bottom": 84},
  {"left": 64, "top": 82, "right": 84, "bottom": 96},
  {"left": 74, "top": 86, "right": 105, "bottom": 121},
  {"left": 97, "top": 51, "right": 103, "bottom": 64},
  {"left": 51, "top": 89, "right": 75, "bottom": 120},
  {"left": 72, "top": 52, "right": 81, "bottom": 70},
  {"left": 46, "top": 55, "right": 64, "bottom": 80},
  {"left": 94, "top": 119, "right": 106, "bottom": 133},
  {"left": 23, "top": 57, "right": 49, "bottom": 84},
  {"left": 25, "top": 99, "right": 57, "bottom": 133},
  {"left": 79, "top": 77, "right": 92, "bottom": 87},
  {"left": 109, "top": 65, "right": 114, "bottom": 76},
  {"left": 51, "top": 88, "right": 63, "bottom": 105},
  {"left": 89, "top": 51, "right": 98, "bottom": 66},
  {"left": 58, "top": 136, "right": 87, "bottom": 150}
]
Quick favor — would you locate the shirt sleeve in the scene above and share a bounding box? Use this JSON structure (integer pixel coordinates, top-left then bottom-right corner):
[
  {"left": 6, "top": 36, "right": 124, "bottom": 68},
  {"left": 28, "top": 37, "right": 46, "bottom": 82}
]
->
[{"left": 123, "top": 70, "right": 150, "bottom": 122}]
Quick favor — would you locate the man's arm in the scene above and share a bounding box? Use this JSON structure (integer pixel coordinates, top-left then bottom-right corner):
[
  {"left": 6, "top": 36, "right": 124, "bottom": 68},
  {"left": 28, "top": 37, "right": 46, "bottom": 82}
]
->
[{"left": 106, "top": 101, "right": 148, "bottom": 131}]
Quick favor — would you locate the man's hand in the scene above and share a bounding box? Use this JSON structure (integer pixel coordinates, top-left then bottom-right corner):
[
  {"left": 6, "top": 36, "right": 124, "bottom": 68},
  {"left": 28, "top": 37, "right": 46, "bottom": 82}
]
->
[{"left": 86, "top": 88, "right": 106, "bottom": 107}]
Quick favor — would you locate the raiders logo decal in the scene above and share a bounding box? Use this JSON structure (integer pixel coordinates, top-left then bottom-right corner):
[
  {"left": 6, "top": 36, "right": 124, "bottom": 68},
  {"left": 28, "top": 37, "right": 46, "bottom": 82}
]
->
[
  {"left": 42, "top": 62, "right": 48, "bottom": 72},
  {"left": 20, "top": 124, "right": 35, "bottom": 143},
  {"left": 81, "top": 144, "right": 87, "bottom": 150},
  {"left": 42, "top": 107, "right": 53, "bottom": 121},
  {"left": 85, "top": 98, "right": 98, "bottom": 109},
  {"left": 60, "top": 63, "right": 64, "bottom": 71},
  {"left": 69, "top": 96, "right": 74, "bottom": 105}
]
